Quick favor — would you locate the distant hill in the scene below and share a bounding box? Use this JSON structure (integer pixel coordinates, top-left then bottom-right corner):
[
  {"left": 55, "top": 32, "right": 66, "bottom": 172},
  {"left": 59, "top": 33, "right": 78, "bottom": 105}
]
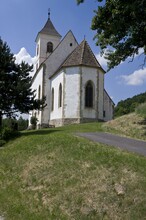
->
[{"left": 115, "top": 92, "right": 146, "bottom": 117}]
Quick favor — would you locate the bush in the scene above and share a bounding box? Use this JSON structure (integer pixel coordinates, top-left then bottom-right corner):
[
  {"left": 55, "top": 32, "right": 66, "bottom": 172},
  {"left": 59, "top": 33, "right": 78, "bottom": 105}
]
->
[
  {"left": 135, "top": 103, "right": 146, "bottom": 119},
  {"left": 0, "top": 140, "right": 6, "bottom": 147},
  {"left": 1, "top": 127, "right": 20, "bottom": 141},
  {"left": 30, "top": 116, "right": 38, "bottom": 129}
]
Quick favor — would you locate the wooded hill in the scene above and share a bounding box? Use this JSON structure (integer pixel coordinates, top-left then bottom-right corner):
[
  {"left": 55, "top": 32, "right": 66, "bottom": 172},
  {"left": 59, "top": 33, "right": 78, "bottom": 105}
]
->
[{"left": 115, "top": 92, "right": 146, "bottom": 117}]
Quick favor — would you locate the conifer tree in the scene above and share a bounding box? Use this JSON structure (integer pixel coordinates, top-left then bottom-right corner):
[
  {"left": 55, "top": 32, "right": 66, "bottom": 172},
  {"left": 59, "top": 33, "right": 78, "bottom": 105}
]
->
[{"left": 0, "top": 38, "right": 45, "bottom": 128}]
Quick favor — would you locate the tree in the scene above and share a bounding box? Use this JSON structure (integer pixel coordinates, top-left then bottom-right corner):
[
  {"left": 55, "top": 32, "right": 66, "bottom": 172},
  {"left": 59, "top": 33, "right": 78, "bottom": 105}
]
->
[
  {"left": 0, "top": 37, "right": 45, "bottom": 128},
  {"left": 77, "top": 0, "right": 146, "bottom": 70}
]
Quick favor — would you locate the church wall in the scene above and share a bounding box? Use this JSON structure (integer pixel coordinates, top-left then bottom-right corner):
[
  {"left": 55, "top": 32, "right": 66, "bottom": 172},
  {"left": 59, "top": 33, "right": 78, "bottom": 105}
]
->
[
  {"left": 64, "top": 67, "right": 80, "bottom": 119},
  {"left": 40, "top": 66, "right": 51, "bottom": 127},
  {"left": 81, "top": 67, "right": 98, "bottom": 119},
  {"left": 50, "top": 71, "right": 64, "bottom": 121},
  {"left": 36, "top": 34, "right": 60, "bottom": 68},
  {"left": 28, "top": 67, "right": 44, "bottom": 127},
  {"left": 103, "top": 90, "right": 114, "bottom": 121},
  {"left": 46, "top": 31, "right": 78, "bottom": 79},
  {"left": 98, "top": 70, "right": 104, "bottom": 120}
]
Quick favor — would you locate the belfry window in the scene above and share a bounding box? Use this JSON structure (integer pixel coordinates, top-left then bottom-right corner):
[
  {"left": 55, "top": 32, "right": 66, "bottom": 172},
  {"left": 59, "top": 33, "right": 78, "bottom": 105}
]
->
[
  {"left": 47, "top": 42, "right": 53, "bottom": 53},
  {"left": 58, "top": 83, "right": 62, "bottom": 108},
  {"left": 51, "top": 88, "right": 54, "bottom": 111},
  {"left": 85, "top": 81, "right": 94, "bottom": 108}
]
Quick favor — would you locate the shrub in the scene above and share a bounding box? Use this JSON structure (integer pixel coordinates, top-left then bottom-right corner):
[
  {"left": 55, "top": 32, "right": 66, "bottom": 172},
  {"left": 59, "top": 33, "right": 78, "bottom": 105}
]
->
[
  {"left": 30, "top": 116, "right": 38, "bottom": 129},
  {"left": 0, "top": 140, "right": 6, "bottom": 147},
  {"left": 1, "top": 127, "right": 20, "bottom": 141},
  {"left": 135, "top": 103, "right": 146, "bottom": 119}
]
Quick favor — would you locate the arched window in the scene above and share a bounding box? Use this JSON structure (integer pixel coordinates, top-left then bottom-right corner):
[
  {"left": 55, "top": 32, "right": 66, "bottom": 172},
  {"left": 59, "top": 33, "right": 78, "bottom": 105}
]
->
[
  {"left": 51, "top": 88, "right": 54, "bottom": 111},
  {"left": 58, "top": 83, "right": 62, "bottom": 108},
  {"left": 38, "top": 85, "right": 41, "bottom": 100},
  {"left": 47, "top": 42, "right": 53, "bottom": 53},
  {"left": 37, "top": 44, "right": 39, "bottom": 56},
  {"left": 85, "top": 81, "right": 94, "bottom": 108}
]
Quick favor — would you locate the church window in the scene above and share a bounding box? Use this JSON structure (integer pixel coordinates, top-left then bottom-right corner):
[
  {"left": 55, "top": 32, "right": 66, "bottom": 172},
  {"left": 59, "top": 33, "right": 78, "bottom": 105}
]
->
[
  {"left": 38, "top": 85, "right": 41, "bottom": 100},
  {"left": 85, "top": 81, "right": 94, "bottom": 108},
  {"left": 38, "top": 86, "right": 41, "bottom": 114},
  {"left": 47, "top": 42, "right": 53, "bottom": 53},
  {"left": 51, "top": 88, "right": 54, "bottom": 111},
  {"left": 37, "top": 44, "right": 39, "bottom": 56},
  {"left": 70, "top": 43, "right": 72, "bottom": 46},
  {"left": 103, "top": 110, "right": 106, "bottom": 117},
  {"left": 58, "top": 83, "right": 62, "bottom": 108}
]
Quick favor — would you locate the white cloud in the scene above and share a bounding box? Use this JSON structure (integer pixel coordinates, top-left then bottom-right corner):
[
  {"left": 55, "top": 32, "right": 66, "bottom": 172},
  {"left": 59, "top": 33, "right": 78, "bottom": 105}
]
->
[
  {"left": 14, "top": 47, "right": 36, "bottom": 77},
  {"left": 120, "top": 68, "right": 146, "bottom": 86},
  {"left": 95, "top": 52, "right": 107, "bottom": 67}
]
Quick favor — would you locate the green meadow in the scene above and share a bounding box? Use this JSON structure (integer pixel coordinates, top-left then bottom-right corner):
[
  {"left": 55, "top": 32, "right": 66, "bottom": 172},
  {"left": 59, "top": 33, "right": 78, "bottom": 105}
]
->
[{"left": 0, "top": 121, "right": 146, "bottom": 219}]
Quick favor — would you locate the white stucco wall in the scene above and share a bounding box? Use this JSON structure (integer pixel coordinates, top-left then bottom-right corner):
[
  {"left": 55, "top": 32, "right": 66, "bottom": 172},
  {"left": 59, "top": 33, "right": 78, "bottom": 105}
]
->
[
  {"left": 50, "top": 71, "right": 64, "bottom": 120},
  {"left": 29, "top": 67, "right": 43, "bottom": 127},
  {"left": 98, "top": 70, "right": 104, "bottom": 120},
  {"left": 46, "top": 31, "right": 78, "bottom": 79},
  {"left": 64, "top": 67, "right": 80, "bottom": 118},
  {"left": 81, "top": 67, "right": 98, "bottom": 119},
  {"left": 36, "top": 34, "right": 61, "bottom": 68},
  {"left": 104, "top": 90, "right": 114, "bottom": 121}
]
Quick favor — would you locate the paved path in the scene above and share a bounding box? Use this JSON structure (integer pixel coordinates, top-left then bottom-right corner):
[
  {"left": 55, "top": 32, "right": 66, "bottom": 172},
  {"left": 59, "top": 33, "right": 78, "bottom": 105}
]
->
[{"left": 77, "top": 132, "right": 146, "bottom": 157}]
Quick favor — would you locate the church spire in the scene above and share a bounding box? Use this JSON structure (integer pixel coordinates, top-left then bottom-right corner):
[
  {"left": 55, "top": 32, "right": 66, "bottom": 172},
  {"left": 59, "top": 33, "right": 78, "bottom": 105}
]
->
[
  {"left": 48, "top": 8, "right": 50, "bottom": 20},
  {"left": 36, "top": 10, "right": 61, "bottom": 38}
]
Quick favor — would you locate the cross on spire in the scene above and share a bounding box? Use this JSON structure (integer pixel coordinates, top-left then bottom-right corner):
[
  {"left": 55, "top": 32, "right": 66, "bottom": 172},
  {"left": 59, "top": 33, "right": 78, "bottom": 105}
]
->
[{"left": 48, "top": 8, "right": 51, "bottom": 19}]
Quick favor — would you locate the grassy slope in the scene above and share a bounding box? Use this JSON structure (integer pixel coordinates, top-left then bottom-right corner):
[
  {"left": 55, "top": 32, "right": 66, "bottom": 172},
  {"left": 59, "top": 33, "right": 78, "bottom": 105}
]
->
[
  {"left": 0, "top": 122, "right": 146, "bottom": 219},
  {"left": 103, "top": 113, "right": 146, "bottom": 140}
]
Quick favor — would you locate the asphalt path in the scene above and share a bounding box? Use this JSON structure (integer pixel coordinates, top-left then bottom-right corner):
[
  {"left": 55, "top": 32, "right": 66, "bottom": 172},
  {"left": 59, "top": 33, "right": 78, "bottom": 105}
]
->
[{"left": 77, "top": 132, "right": 146, "bottom": 157}]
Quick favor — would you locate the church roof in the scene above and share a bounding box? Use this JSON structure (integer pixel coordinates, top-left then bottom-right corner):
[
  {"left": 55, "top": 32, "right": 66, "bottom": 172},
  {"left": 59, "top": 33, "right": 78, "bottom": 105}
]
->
[
  {"left": 36, "top": 17, "right": 61, "bottom": 41},
  {"left": 62, "top": 40, "right": 104, "bottom": 71}
]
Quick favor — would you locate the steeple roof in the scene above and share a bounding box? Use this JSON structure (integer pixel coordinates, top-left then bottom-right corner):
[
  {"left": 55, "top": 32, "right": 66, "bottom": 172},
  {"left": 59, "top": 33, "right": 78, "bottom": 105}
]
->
[
  {"left": 36, "top": 17, "right": 61, "bottom": 41},
  {"left": 40, "top": 18, "right": 61, "bottom": 37},
  {"left": 62, "top": 40, "right": 104, "bottom": 71}
]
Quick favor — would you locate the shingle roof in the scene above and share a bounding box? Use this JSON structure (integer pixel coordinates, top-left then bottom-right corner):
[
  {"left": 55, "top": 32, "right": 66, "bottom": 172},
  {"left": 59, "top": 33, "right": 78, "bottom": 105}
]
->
[
  {"left": 62, "top": 40, "right": 103, "bottom": 69},
  {"left": 38, "top": 18, "right": 61, "bottom": 38}
]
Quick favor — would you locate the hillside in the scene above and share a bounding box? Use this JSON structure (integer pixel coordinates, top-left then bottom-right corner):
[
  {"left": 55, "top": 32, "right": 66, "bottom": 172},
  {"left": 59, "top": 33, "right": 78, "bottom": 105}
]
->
[
  {"left": 0, "top": 122, "right": 146, "bottom": 219},
  {"left": 115, "top": 91, "right": 146, "bottom": 117},
  {"left": 103, "top": 112, "right": 146, "bottom": 140}
]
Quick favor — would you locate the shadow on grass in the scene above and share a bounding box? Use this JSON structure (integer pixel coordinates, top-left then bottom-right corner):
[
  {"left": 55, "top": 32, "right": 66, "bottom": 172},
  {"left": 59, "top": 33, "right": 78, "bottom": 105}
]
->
[
  {"left": 0, "top": 129, "right": 61, "bottom": 148},
  {"left": 138, "top": 119, "right": 146, "bottom": 125},
  {"left": 21, "top": 129, "right": 61, "bottom": 137}
]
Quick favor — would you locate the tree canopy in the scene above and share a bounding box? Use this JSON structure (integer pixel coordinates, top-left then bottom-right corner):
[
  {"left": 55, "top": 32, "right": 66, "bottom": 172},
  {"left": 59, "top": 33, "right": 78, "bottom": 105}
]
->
[
  {"left": 0, "top": 37, "right": 45, "bottom": 124},
  {"left": 77, "top": 0, "right": 146, "bottom": 70},
  {"left": 114, "top": 92, "right": 146, "bottom": 117}
]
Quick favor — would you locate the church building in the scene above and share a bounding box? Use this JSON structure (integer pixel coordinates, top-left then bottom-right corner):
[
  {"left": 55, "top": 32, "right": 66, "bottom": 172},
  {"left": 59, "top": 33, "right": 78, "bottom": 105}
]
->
[{"left": 29, "top": 13, "right": 114, "bottom": 128}]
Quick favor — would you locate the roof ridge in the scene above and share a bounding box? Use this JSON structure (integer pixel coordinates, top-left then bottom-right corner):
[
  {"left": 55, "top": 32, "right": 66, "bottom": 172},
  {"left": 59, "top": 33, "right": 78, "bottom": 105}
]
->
[
  {"left": 80, "top": 40, "right": 86, "bottom": 64},
  {"left": 85, "top": 41, "right": 102, "bottom": 68}
]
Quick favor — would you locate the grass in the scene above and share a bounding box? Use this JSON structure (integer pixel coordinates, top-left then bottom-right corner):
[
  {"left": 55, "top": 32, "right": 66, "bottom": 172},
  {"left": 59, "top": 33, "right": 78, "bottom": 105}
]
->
[
  {"left": 136, "top": 102, "right": 146, "bottom": 119},
  {"left": 103, "top": 113, "right": 146, "bottom": 140},
  {"left": 0, "top": 122, "right": 146, "bottom": 219}
]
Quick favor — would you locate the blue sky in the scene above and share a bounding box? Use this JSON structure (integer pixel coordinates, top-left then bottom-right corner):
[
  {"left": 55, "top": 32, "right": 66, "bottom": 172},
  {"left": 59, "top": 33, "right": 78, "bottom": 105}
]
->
[{"left": 0, "top": 0, "right": 146, "bottom": 105}]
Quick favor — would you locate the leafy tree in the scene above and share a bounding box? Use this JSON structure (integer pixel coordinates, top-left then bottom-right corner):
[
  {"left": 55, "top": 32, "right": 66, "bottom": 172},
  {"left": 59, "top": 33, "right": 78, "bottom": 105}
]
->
[
  {"left": 115, "top": 92, "right": 146, "bottom": 117},
  {"left": 0, "top": 37, "right": 45, "bottom": 128},
  {"left": 77, "top": 0, "right": 146, "bottom": 70}
]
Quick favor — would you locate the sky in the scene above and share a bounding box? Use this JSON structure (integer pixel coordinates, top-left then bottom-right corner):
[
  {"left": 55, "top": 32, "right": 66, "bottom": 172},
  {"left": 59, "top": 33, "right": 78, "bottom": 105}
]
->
[{"left": 0, "top": 0, "right": 146, "bottom": 105}]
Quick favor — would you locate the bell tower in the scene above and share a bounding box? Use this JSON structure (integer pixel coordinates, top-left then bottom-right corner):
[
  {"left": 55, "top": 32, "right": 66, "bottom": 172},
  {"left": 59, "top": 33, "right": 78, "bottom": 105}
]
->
[{"left": 35, "top": 10, "right": 62, "bottom": 70}]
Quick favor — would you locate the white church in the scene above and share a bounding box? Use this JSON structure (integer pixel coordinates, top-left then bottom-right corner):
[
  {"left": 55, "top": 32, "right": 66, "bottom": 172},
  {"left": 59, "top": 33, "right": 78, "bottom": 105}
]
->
[{"left": 29, "top": 13, "right": 114, "bottom": 128}]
